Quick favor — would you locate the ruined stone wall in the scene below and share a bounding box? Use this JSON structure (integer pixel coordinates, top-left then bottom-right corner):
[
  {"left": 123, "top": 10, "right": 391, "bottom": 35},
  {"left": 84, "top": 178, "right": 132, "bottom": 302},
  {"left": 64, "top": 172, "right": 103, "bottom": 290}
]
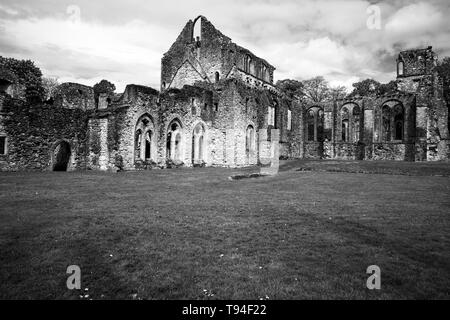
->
[
  {"left": 161, "top": 16, "right": 276, "bottom": 92},
  {"left": 397, "top": 47, "right": 435, "bottom": 78},
  {"left": 0, "top": 96, "right": 89, "bottom": 171},
  {"left": 54, "top": 83, "right": 95, "bottom": 111},
  {"left": 287, "top": 91, "right": 434, "bottom": 162}
]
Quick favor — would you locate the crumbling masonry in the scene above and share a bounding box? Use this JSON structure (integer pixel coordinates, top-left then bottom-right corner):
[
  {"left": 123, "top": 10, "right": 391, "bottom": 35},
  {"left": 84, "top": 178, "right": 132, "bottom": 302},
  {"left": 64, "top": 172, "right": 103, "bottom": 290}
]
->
[{"left": 0, "top": 16, "right": 449, "bottom": 171}]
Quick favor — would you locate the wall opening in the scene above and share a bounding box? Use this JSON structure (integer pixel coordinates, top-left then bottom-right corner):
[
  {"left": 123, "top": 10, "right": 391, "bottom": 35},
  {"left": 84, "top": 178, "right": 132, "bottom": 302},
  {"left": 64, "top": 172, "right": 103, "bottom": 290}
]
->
[
  {"left": 135, "top": 130, "right": 142, "bottom": 161},
  {"left": 192, "top": 123, "right": 206, "bottom": 163},
  {"left": 307, "top": 109, "right": 315, "bottom": 141},
  {"left": 306, "top": 107, "right": 324, "bottom": 142},
  {"left": 193, "top": 17, "right": 202, "bottom": 42},
  {"left": 145, "top": 131, "right": 152, "bottom": 159},
  {"left": 287, "top": 109, "right": 292, "bottom": 130},
  {"left": 398, "top": 61, "right": 404, "bottom": 76},
  {"left": 341, "top": 107, "right": 349, "bottom": 142},
  {"left": 393, "top": 104, "right": 404, "bottom": 141},
  {"left": 353, "top": 105, "right": 361, "bottom": 142},
  {"left": 167, "top": 120, "right": 182, "bottom": 161},
  {"left": 215, "top": 72, "right": 220, "bottom": 83},
  {"left": 53, "top": 141, "right": 71, "bottom": 171},
  {"left": 0, "top": 136, "right": 7, "bottom": 155},
  {"left": 246, "top": 125, "right": 255, "bottom": 160},
  {"left": 381, "top": 105, "right": 391, "bottom": 142},
  {"left": 135, "top": 114, "right": 155, "bottom": 162}
]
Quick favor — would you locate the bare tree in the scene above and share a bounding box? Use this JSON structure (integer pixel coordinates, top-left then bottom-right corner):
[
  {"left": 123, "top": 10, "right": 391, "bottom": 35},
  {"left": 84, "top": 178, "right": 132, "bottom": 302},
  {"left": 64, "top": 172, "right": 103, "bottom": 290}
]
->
[
  {"left": 329, "top": 85, "right": 348, "bottom": 100},
  {"left": 42, "top": 77, "right": 59, "bottom": 101},
  {"left": 301, "top": 76, "right": 331, "bottom": 102}
]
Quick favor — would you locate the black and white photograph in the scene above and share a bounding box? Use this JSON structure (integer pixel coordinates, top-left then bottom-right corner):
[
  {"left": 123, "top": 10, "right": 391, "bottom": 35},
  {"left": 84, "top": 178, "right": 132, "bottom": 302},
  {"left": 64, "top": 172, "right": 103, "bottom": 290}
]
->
[{"left": 0, "top": 0, "right": 449, "bottom": 307}]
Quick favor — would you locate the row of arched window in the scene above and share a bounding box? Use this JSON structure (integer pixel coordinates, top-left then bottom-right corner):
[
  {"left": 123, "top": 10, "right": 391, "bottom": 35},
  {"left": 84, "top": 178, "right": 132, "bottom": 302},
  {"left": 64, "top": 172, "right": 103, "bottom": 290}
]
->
[
  {"left": 242, "top": 55, "right": 269, "bottom": 82},
  {"left": 135, "top": 115, "right": 256, "bottom": 164},
  {"left": 305, "top": 102, "right": 404, "bottom": 143}
]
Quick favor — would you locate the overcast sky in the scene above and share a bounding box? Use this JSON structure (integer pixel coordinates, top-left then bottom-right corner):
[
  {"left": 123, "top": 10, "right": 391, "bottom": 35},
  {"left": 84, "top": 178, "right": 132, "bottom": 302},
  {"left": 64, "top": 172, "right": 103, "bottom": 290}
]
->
[{"left": 1, "top": 0, "right": 449, "bottom": 92}]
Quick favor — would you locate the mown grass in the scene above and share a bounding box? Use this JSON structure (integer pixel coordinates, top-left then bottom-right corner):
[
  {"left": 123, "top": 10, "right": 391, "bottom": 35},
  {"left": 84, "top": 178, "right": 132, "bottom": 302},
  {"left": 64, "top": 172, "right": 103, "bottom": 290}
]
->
[{"left": 0, "top": 161, "right": 449, "bottom": 299}]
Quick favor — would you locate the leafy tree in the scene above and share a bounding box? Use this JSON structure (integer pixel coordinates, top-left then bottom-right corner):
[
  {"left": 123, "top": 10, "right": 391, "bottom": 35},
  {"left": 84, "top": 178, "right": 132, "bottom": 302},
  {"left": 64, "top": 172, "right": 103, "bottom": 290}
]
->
[
  {"left": 378, "top": 80, "right": 397, "bottom": 95},
  {"left": 0, "top": 56, "right": 43, "bottom": 102},
  {"left": 349, "top": 79, "right": 398, "bottom": 97},
  {"left": 329, "top": 85, "right": 348, "bottom": 100},
  {"left": 276, "top": 79, "right": 304, "bottom": 99},
  {"left": 348, "top": 79, "right": 380, "bottom": 97},
  {"left": 301, "top": 76, "right": 331, "bottom": 102},
  {"left": 93, "top": 79, "right": 116, "bottom": 96},
  {"left": 278, "top": 77, "right": 348, "bottom": 102}
]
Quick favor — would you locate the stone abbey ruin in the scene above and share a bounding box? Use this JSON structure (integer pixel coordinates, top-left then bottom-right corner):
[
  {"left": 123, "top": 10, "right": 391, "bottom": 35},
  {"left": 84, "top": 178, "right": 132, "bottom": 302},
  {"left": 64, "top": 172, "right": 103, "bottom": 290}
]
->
[{"left": 0, "top": 16, "right": 449, "bottom": 171}]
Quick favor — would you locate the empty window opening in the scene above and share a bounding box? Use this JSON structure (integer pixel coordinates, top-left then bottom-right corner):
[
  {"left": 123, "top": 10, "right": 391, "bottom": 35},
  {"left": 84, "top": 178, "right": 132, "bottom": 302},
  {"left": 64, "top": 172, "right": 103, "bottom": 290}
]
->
[
  {"left": 145, "top": 131, "right": 152, "bottom": 159},
  {"left": 193, "top": 17, "right": 202, "bottom": 42},
  {"left": 307, "top": 109, "right": 315, "bottom": 142},
  {"left": 398, "top": 61, "right": 404, "bottom": 76},
  {"left": 135, "top": 115, "right": 154, "bottom": 161},
  {"left": 306, "top": 107, "right": 324, "bottom": 142},
  {"left": 192, "top": 123, "right": 206, "bottom": 163},
  {"left": 0, "top": 136, "right": 7, "bottom": 155},
  {"left": 287, "top": 109, "right": 292, "bottom": 130},
  {"left": 393, "top": 104, "right": 404, "bottom": 141},
  {"left": 341, "top": 107, "right": 349, "bottom": 142},
  {"left": 353, "top": 105, "right": 361, "bottom": 142},
  {"left": 167, "top": 120, "right": 182, "bottom": 161},
  {"left": 381, "top": 105, "right": 391, "bottom": 142}
]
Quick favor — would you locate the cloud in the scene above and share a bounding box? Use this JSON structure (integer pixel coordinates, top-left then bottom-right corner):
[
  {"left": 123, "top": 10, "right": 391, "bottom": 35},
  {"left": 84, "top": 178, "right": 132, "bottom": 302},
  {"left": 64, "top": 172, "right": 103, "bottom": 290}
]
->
[{"left": 0, "top": 0, "right": 449, "bottom": 92}]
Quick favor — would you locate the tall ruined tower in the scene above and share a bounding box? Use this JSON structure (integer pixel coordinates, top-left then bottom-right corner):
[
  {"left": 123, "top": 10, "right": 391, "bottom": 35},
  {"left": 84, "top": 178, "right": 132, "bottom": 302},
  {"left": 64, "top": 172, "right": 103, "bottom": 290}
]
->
[
  {"left": 396, "top": 46, "right": 449, "bottom": 160},
  {"left": 160, "top": 16, "right": 277, "bottom": 92}
]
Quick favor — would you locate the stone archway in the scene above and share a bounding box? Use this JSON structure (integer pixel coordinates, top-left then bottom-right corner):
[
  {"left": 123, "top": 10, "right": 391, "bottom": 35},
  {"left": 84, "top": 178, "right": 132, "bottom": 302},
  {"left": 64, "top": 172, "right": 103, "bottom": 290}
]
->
[{"left": 53, "top": 141, "right": 71, "bottom": 171}]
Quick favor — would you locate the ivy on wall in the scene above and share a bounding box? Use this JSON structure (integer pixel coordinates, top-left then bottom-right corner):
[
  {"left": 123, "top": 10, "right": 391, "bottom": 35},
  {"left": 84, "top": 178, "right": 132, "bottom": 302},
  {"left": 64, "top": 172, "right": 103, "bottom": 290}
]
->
[{"left": 2, "top": 96, "right": 90, "bottom": 170}]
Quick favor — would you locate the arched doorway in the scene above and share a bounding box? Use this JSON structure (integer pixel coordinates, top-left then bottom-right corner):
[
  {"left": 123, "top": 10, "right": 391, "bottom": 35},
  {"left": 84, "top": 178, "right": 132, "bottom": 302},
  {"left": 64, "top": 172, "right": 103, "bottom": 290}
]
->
[{"left": 53, "top": 141, "right": 71, "bottom": 171}]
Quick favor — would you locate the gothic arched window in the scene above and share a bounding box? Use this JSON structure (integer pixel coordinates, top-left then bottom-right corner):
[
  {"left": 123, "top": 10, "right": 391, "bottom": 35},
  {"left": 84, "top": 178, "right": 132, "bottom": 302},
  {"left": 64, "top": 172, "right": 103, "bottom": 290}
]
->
[
  {"left": 341, "top": 107, "right": 349, "bottom": 142},
  {"left": 393, "top": 104, "right": 404, "bottom": 141},
  {"left": 398, "top": 61, "right": 404, "bottom": 76}
]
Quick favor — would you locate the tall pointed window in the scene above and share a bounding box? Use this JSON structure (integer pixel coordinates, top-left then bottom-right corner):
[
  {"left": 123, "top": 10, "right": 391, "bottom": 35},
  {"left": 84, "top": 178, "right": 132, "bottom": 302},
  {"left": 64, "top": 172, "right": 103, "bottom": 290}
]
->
[
  {"left": 393, "top": 104, "right": 404, "bottom": 141},
  {"left": 381, "top": 105, "right": 391, "bottom": 142},
  {"left": 167, "top": 119, "right": 183, "bottom": 161},
  {"left": 398, "top": 61, "right": 404, "bottom": 76},
  {"left": 287, "top": 109, "right": 292, "bottom": 131},
  {"left": 341, "top": 107, "right": 349, "bottom": 142},
  {"left": 135, "top": 115, "right": 154, "bottom": 161},
  {"left": 0, "top": 136, "right": 7, "bottom": 155},
  {"left": 352, "top": 105, "right": 361, "bottom": 142},
  {"left": 193, "top": 17, "right": 201, "bottom": 42},
  {"left": 306, "top": 107, "right": 324, "bottom": 142},
  {"left": 192, "top": 123, "right": 206, "bottom": 163}
]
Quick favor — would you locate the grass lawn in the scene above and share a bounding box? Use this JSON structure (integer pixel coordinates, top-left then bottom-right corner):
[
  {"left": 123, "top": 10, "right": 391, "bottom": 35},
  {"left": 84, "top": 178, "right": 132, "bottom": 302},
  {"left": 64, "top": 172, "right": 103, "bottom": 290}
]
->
[{"left": 0, "top": 160, "right": 450, "bottom": 299}]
